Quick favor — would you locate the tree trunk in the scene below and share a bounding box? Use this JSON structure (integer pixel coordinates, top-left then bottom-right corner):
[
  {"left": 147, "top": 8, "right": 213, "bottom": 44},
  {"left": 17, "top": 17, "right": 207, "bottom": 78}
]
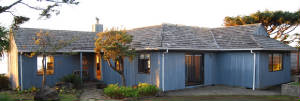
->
[
  {"left": 119, "top": 58, "right": 126, "bottom": 86},
  {"left": 105, "top": 58, "right": 126, "bottom": 86},
  {"left": 42, "top": 55, "right": 47, "bottom": 88},
  {"left": 120, "top": 73, "right": 126, "bottom": 86}
]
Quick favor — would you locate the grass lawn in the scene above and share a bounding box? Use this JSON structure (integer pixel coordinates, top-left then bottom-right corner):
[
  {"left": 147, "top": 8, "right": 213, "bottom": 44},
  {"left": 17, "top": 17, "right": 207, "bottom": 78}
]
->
[
  {"left": 137, "top": 96, "right": 300, "bottom": 101},
  {"left": 290, "top": 82, "right": 300, "bottom": 85},
  {"left": 0, "top": 91, "right": 79, "bottom": 101}
]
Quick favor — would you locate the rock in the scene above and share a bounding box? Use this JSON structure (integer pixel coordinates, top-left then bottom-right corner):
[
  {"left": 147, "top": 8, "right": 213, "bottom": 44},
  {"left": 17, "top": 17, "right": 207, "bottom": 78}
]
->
[
  {"left": 155, "top": 90, "right": 165, "bottom": 97},
  {"left": 96, "top": 81, "right": 107, "bottom": 89},
  {"left": 34, "top": 86, "right": 59, "bottom": 101},
  {"left": 96, "top": 83, "right": 107, "bottom": 89},
  {"left": 56, "top": 82, "right": 74, "bottom": 89}
]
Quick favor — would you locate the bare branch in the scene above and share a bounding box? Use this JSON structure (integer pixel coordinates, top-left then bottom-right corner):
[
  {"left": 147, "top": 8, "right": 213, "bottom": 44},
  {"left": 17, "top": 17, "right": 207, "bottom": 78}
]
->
[
  {"left": 283, "top": 24, "right": 298, "bottom": 35},
  {"left": 0, "top": 0, "right": 22, "bottom": 13},
  {"left": 19, "top": 2, "right": 44, "bottom": 10},
  {"left": 3, "top": 11, "right": 16, "bottom": 16}
]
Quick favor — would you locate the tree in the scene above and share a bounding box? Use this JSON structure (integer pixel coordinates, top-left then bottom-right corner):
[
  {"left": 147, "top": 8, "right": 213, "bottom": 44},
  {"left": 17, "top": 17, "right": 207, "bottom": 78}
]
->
[
  {"left": 0, "top": 0, "right": 79, "bottom": 54},
  {"left": 224, "top": 10, "right": 300, "bottom": 42},
  {"left": 94, "top": 28, "right": 135, "bottom": 86},
  {"left": 1, "top": 0, "right": 79, "bottom": 29},
  {"left": 0, "top": 27, "right": 9, "bottom": 56},
  {"left": 28, "top": 30, "right": 75, "bottom": 88}
]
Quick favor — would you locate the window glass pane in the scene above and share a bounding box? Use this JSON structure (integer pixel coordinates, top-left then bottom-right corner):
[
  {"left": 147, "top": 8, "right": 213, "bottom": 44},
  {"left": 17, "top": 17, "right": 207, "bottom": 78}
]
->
[
  {"left": 140, "top": 54, "right": 144, "bottom": 59},
  {"left": 37, "top": 56, "right": 43, "bottom": 74},
  {"left": 147, "top": 58, "right": 151, "bottom": 69},
  {"left": 273, "top": 54, "right": 282, "bottom": 71},
  {"left": 194, "top": 56, "right": 201, "bottom": 82},
  {"left": 279, "top": 54, "right": 282, "bottom": 70},
  {"left": 47, "top": 56, "right": 54, "bottom": 74},
  {"left": 37, "top": 56, "right": 54, "bottom": 75},
  {"left": 138, "top": 54, "right": 150, "bottom": 73},
  {"left": 268, "top": 54, "right": 273, "bottom": 72},
  {"left": 145, "top": 54, "right": 149, "bottom": 59}
]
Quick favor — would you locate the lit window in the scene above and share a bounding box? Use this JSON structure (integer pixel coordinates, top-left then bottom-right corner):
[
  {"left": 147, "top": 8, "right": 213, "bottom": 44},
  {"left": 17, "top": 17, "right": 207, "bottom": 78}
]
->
[
  {"left": 37, "top": 56, "right": 54, "bottom": 75},
  {"left": 138, "top": 54, "right": 150, "bottom": 73},
  {"left": 268, "top": 53, "right": 283, "bottom": 72}
]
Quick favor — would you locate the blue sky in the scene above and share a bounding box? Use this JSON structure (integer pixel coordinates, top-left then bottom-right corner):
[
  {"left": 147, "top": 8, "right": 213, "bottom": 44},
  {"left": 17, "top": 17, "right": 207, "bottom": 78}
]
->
[{"left": 0, "top": 0, "right": 299, "bottom": 73}]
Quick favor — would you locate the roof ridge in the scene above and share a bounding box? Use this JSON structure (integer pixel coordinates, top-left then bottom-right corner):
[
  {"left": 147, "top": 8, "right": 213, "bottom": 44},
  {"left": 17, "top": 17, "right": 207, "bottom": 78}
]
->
[
  {"left": 213, "top": 23, "right": 262, "bottom": 29},
  {"left": 18, "top": 27, "right": 96, "bottom": 33},
  {"left": 209, "top": 30, "right": 220, "bottom": 48},
  {"left": 249, "top": 34, "right": 264, "bottom": 48},
  {"left": 129, "top": 24, "right": 162, "bottom": 31}
]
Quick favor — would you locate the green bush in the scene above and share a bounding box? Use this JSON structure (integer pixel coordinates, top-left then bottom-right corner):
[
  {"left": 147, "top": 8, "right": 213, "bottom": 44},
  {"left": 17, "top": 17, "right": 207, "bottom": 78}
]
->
[
  {"left": 104, "top": 84, "right": 138, "bottom": 99},
  {"left": 0, "top": 74, "right": 10, "bottom": 90},
  {"left": 137, "top": 83, "right": 159, "bottom": 96},
  {"left": 59, "top": 74, "right": 82, "bottom": 89},
  {"left": 0, "top": 94, "right": 13, "bottom": 101},
  {"left": 104, "top": 83, "right": 159, "bottom": 99}
]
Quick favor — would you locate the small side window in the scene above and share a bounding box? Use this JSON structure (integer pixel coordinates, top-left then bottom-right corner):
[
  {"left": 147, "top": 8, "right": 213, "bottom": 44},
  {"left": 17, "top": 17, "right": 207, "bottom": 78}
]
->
[
  {"left": 138, "top": 54, "right": 150, "bottom": 73},
  {"left": 37, "top": 56, "right": 54, "bottom": 75},
  {"left": 268, "top": 53, "right": 283, "bottom": 72}
]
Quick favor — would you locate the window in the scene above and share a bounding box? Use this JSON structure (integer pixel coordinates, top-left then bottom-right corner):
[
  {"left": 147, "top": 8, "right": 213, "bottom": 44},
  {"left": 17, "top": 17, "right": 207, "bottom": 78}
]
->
[
  {"left": 138, "top": 54, "right": 150, "bottom": 73},
  {"left": 268, "top": 53, "right": 283, "bottom": 72},
  {"left": 37, "top": 56, "right": 54, "bottom": 75}
]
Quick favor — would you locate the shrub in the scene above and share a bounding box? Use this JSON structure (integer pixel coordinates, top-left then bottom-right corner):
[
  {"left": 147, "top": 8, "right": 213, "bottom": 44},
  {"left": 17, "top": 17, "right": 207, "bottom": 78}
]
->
[
  {"left": 103, "top": 83, "right": 159, "bottom": 99},
  {"left": 59, "top": 74, "right": 82, "bottom": 89},
  {"left": 137, "top": 83, "right": 159, "bottom": 96},
  {"left": 0, "top": 74, "right": 10, "bottom": 90},
  {"left": 0, "top": 94, "right": 13, "bottom": 101},
  {"left": 104, "top": 84, "right": 138, "bottom": 99}
]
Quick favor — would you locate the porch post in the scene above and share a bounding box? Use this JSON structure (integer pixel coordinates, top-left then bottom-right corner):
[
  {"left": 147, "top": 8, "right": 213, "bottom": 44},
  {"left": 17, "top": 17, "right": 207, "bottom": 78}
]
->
[{"left": 80, "top": 52, "right": 83, "bottom": 80}]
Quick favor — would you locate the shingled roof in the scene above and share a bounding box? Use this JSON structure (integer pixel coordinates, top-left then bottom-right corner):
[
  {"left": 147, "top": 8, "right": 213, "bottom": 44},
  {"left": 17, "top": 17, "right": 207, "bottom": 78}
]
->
[
  {"left": 14, "top": 28, "right": 97, "bottom": 52},
  {"left": 14, "top": 23, "right": 295, "bottom": 52},
  {"left": 128, "top": 23, "right": 294, "bottom": 51}
]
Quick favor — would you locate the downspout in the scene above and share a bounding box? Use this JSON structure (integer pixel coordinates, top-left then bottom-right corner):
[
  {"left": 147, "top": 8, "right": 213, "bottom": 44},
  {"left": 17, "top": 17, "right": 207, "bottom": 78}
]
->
[
  {"left": 20, "top": 53, "right": 23, "bottom": 90},
  {"left": 80, "top": 52, "right": 83, "bottom": 81},
  {"left": 251, "top": 50, "right": 256, "bottom": 90},
  {"left": 162, "top": 48, "right": 168, "bottom": 91}
]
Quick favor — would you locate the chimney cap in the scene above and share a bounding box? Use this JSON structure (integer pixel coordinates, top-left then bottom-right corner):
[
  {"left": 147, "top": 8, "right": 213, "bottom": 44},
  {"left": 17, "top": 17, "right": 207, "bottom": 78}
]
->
[{"left": 96, "top": 17, "right": 99, "bottom": 24}]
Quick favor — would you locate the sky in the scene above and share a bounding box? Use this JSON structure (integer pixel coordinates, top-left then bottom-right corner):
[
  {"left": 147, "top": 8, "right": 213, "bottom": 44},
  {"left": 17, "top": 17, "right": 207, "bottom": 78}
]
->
[
  {"left": 0, "top": 0, "right": 299, "bottom": 31},
  {"left": 0, "top": 0, "right": 299, "bottom": 73}
]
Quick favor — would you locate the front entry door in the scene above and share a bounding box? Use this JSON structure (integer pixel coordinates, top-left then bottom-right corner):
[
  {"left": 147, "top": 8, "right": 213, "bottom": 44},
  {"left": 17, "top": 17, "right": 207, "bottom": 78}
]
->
[
  {"left": 95, "top": 54, "right": 102, "bottom": 80},
  {"left": 185, "top": 54, "right": 204, "bottom": 86}
]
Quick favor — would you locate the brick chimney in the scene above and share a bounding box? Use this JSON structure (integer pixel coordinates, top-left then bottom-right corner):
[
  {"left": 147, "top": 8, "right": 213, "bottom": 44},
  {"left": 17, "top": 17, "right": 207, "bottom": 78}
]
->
[{"left": 92, "top": 17, "right": 103, "bottom": 32}]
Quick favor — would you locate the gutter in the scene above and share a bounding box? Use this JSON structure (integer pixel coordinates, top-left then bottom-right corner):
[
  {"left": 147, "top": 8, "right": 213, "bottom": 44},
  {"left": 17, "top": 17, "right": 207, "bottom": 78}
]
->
[
  {"left": 162, "top": 47, "right": 169, "bottom": 91},
  {"left": 251, "top": 50, "right": 256, "bottom": 90},
  {"left": 133, "top": 48, "right": 296, "bottom": 51}
]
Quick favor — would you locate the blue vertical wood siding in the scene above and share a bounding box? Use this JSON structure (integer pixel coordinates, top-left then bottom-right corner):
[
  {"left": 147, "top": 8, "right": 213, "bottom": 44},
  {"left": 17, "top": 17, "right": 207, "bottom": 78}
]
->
[
  {"left": 163, "top": 53, "right": 185, "bottom": 91},
  {"left": 216, "top": 52, "right": 254, "bottom": 88},
  {"left": 19, "top": 51, "right": 291, "bottom": 91},
  {"left": 256, "top": 52, "right": 291, "bottom": 88},
  {"left": 19, "top": 53, "right": 91, "bottom": 89},
  {"left": 204, "top": 53, "right": 217, "bottom": 85},
  {"left": 101, "top": 52, "right": 162, "bottom": 87}
]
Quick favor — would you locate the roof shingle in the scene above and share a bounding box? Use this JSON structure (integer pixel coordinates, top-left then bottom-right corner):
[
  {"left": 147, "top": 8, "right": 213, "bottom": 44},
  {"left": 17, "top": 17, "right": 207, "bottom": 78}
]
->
[{"left": 14, "top": 23, "right": 295, "bottom": 52}]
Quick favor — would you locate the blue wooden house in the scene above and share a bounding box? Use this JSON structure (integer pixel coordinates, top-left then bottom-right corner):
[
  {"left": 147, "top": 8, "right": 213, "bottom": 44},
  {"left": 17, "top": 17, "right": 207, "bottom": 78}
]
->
[{"left": 8, "top": 23, "right": 295, "bottom": 91}]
